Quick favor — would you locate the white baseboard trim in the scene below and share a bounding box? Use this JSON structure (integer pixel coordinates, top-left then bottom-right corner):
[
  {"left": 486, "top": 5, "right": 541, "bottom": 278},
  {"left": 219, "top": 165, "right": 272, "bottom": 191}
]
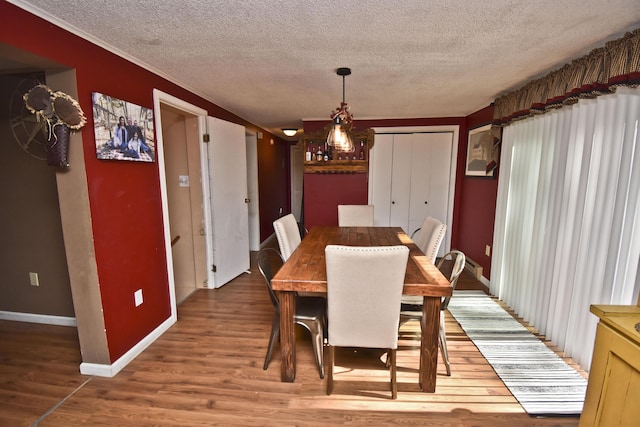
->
[
  {"left": 80, "top": 314, "right": 176, "bottom": 377},
  {"left": 480, "top": 275, "right": 491, "bottom": 288},
  {"left": 0, "top": 310, "right": 76, "bottom": 327},
  {"left": 260, "top": 232, "right": 277, "bottom": 249}
]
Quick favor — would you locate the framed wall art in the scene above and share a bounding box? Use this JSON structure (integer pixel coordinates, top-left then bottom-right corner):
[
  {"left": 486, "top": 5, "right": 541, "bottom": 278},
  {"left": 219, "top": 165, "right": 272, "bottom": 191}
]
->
[
  {"left": 92, "top": 92, "right": 155, "bottom": 162},
  {"left": 465, "top": 124, "right": 499, "bottom": 177}
]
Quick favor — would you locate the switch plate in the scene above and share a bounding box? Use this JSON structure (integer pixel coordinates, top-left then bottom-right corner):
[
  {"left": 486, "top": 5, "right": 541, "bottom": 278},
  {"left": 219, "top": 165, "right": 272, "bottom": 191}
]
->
[
  {"left": 29, "top": 272, "right": 39, "bottom": 287},
  {"left": 134, "top": 289, "right": 143, "bottom": 306},
  {"left": 485, "top": 245, "right": 491, "bottom": 257}
]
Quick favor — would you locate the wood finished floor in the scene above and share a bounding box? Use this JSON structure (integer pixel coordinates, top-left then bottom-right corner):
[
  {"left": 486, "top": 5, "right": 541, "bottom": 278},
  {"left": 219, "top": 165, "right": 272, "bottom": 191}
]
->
[{"left": 0, "top": 262, "right": 584, "bottom": 426}]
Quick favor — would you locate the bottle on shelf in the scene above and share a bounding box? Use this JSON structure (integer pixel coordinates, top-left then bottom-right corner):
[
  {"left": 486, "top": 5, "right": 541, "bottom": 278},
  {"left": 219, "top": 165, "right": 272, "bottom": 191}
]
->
[
  {"left": 359, "top": 141, "right": 365, "bottom": 160},
  {"left": 305, "top": 144, "right": 312, "bottom": 161},
  {"left": 316, "top": 145, "right": 323, "bottom": 161}
]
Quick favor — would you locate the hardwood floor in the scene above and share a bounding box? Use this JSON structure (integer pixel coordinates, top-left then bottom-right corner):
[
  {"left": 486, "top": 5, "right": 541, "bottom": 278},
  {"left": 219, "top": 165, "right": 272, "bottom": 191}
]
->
[{"left": 0, "top": 261, "right": 584, "bottom": 426}]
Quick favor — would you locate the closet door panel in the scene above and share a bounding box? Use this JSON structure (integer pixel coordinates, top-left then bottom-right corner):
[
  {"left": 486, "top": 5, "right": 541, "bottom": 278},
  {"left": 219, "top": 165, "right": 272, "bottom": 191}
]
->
[
  {"left": 370, "top": 134, "right": 394, "bottom": 226},
  {"left": 426, "top": 133, "right": 453, "bottom": 230},
  {"left": 389, "top": 134, "right": 413, "bottom": 231},
  {"left": 408, "top": 134, "right": 432, "bottom": 235}
]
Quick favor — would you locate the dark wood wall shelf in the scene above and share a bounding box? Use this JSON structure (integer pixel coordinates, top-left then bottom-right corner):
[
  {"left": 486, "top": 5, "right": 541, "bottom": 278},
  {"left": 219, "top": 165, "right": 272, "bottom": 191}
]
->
[
  {"left": 301, "top": 128, "right": 374, "bottom": 174},
  {"left": 303, "top": 160, "right": 368, "bottom": 174}
]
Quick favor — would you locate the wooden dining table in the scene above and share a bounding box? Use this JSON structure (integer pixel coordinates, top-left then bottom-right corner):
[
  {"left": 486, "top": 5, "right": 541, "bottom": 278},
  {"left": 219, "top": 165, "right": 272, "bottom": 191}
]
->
[{"left": 270, "top": 226, "right": 452, "bottom": 392}]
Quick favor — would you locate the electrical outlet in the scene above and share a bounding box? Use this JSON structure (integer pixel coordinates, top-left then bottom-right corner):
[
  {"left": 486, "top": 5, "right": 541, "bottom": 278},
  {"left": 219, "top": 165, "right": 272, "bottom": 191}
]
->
[
  {"left": 29, "top": 272, "right": 39, "bottom": 287},
  {"left": 485, "top": 245, "right": 491, "bottom": 257},
  {"left": 134, "top": 289, "right": 143, "bottom": 306}
]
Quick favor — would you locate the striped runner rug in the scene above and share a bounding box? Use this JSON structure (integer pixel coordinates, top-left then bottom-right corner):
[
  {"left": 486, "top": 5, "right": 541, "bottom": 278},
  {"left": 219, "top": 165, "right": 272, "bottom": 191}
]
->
[{"left": 447, "top": 290, "right": 588, "bottom": 416}]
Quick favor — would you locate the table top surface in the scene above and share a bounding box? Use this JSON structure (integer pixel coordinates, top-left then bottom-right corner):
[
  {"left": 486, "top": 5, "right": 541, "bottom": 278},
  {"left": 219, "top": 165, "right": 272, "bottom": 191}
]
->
[{"left": 271, "top": 226, "right": 452, "bottom": 297}]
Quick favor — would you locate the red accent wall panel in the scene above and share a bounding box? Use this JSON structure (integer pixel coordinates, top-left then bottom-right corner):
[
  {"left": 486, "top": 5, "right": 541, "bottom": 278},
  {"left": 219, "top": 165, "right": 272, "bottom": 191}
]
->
[
  {"left": 258, "top": 138, "right": 291, "bottom": 239},
  {"left": 303, "top": 174, "right": 369, "bottom": 228},
  {"left": 456, "top": 106, "right": 498, "bottom": 279}
]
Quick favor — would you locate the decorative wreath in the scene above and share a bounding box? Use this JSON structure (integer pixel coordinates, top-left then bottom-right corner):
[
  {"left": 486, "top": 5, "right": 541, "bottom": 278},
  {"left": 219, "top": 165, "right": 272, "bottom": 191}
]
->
[{"left": 23, "top": 84, "right": 87, "bottom": 131}]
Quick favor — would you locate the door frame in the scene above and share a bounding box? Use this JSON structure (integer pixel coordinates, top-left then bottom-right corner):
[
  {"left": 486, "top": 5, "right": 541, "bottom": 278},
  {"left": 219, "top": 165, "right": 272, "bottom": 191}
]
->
[
  {"left": 246, "top": 131, "right": 260, "bottom": 251},
  {"left": 153, "top": 89, "right": 209, "bottom": 318},
  {"left": 370, "top": 125, "right": 459, "bottom": 253}
]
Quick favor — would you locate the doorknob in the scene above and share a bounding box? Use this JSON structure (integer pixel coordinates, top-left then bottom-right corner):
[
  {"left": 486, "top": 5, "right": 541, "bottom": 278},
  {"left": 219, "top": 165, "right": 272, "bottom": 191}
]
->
[{"left": 244, "top": 198, "right": 250, "bottom": 203}]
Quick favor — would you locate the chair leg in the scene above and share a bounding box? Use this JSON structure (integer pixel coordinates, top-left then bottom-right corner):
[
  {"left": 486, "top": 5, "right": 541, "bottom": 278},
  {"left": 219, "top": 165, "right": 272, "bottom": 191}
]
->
[
  {"left": 310, "top": 320, "right": 325, "bottom": 379},
  {"left": 389, "top": 348, "right": 397, "bottom": 399},
  {"left": 263, "top": 314, "right": 280, "bottom": 370},
  {"left": 326, "top": 346, "right": 334, "bottom": 395},
  {"left": 297, "top": 319, "right": 325, "bottom": 379},
  {"left": 439, "top": 310, "right": 451, "bottom": 376}
]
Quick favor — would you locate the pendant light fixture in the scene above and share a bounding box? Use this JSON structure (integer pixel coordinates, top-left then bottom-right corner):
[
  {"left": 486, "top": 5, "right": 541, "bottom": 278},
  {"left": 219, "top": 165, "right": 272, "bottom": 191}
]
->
[{"left": 326, "top": 67, "right": 355, "bottom": 152}]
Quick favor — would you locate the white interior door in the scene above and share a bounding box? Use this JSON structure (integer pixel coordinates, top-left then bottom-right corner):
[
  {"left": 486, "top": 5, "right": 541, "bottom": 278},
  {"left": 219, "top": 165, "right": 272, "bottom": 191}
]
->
[
  {"left": 370, "top": 134, "right": 394, "bottom": 226},
  {"left": 389, "top": 134, "right": 413, "bottom": 231},
  {"left": 246, "top": 132, "right": 260, "bottom": 251},
  {"left": 290, "top": 144, "right": 304, "bottom": 222},
  {"left": 408, "top": 132, "right": 453, "bottom": 257},
  {"left": 206, "top": 117, "right": 250, "bottom": 288}
]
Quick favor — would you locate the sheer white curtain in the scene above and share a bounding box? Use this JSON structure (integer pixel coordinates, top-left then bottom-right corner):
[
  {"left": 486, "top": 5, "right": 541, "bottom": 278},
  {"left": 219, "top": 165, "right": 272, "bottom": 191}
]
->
[{"left": 491, "top": 86, "right": 640, "bottom": 371}]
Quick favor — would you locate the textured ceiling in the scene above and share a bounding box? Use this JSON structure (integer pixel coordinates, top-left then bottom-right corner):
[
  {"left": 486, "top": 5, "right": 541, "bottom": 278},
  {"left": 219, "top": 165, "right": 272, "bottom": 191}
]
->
[{"left": 9, "top": 0, "right": 640, "bottom": 138}]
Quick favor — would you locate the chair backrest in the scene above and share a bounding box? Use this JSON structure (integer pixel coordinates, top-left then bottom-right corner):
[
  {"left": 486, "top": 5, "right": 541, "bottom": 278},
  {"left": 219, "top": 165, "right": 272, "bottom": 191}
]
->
[
  {"left": 437, "top": 250, "right": 466, "bottom": 310},
  {"left": 273, "top": 213, "right": 301, "bottom": 261},
  {"left": 325, "top": 245, "right": 409, "bottom": 349},
  {"left": 256, "top": 248, "right": 284, "bottom": 310},
  {"left": 411, "top": 216, "right": 447, "bottom": 263},
  {"left": 337, "top": 205, "right": 374, "bottom": 227}
]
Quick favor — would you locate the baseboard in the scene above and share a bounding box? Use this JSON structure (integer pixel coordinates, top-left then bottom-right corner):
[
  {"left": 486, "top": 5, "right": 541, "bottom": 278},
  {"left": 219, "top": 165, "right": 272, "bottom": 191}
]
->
[
  {"left": 260, "top": 232, "right": 277, "bottom": 249},
  {"left": 464, "top": 257, "right": 484, "bottom": 280},
  {"left": 0, "top": 310, "right": 76, "bottom": 327},
  {"left": 80, "top": 314, "right": 176, "bottom": 377},
  {"left": 480, "top": 275, "right": 491, "bottom": 288}
]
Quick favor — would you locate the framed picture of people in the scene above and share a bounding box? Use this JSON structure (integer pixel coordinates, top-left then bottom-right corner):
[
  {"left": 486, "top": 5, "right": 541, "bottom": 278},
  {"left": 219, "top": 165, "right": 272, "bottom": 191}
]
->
[
  {"left": 92, "top": 92, "right": 155, "bottom": 162},
  {"left": 465, "top": 124, "right": 499, "bottom": 177}
]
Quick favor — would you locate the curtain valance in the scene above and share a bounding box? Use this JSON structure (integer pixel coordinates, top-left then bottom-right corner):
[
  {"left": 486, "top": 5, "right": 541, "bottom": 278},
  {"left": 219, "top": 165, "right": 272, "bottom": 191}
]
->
[{"left": 493, "top": 28, "right": 640, "bottom": 126}]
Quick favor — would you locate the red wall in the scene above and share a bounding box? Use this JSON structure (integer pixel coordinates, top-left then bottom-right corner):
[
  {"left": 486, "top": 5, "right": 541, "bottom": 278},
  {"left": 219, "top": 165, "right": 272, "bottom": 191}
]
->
[
  {"left": 304, "top": 174, "right": 369, "bottom": 227},
  {"left": 1, "top": 2, "right": 289, "bottom": 361},
  {"left": 457, "top": 106, "right": 498, "bottom": 278},
  {"left": 257, "top": 137, "right": 292, "bottom": 238}
]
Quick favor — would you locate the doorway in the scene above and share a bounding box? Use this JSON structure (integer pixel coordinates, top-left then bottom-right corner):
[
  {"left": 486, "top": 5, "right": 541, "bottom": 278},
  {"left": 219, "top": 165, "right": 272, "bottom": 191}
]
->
[
  {"left": 159, "top": 104, "right": 207, "bottom": 304},
  {"left": 153, "top": 90, "right": 208, "bottom": 313}
]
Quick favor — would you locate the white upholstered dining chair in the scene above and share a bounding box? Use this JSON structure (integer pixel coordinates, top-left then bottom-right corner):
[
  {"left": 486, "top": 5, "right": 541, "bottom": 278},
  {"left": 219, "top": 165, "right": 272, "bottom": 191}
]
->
[
  {"left": 325, "top": 244, "right": 409, "bottom": 399},
  {"left": 337, "top": 204, "right": 374, "bottom": 226},
  {"left": 273, "top": 213, "right": 302, "bottom": 261},
  {"left": 410, "top": 216, "right": 447, "bottom": 263}
]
